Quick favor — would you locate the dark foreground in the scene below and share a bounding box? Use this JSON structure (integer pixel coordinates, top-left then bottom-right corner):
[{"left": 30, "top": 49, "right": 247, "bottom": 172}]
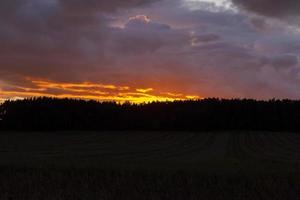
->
[
  {"left": 0, "top": 131, "right": 299, "bottom": 199},
  {"left": 1, "top": 168, "right": 298, "bottom": 200}
]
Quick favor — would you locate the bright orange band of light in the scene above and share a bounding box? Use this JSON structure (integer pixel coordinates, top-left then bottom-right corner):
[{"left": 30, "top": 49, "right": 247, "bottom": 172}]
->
[{"left": 0, "top": 78, "right": 201, "bottom": 103}]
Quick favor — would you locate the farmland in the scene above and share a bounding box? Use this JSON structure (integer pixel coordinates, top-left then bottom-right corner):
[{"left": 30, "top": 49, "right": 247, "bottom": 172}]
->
[
  {"left": 0, "top": 131, "right": 299, "bottom": 199},
  {"left": 0, "top": 131, "right": 299, "bottom": 169}
]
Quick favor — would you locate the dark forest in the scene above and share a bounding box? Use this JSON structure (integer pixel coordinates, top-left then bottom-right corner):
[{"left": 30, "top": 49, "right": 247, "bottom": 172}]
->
[{"left": 1, "top": 97, "right": 300, "bottom": 132}]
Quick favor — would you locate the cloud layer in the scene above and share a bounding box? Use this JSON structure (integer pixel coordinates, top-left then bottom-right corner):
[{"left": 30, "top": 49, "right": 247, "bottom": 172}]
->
[
  {"left": 232, "top": 0, "right": 300, "bottom": 23},
  {"left": 1, "top": 0, "right": 300, "bottom": 101}
]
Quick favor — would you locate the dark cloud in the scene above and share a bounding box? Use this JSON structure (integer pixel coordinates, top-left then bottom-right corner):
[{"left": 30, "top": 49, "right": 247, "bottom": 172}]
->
[
  {"left": 262, "top": 54, "right": 299, "bottom": 69},
  {"left": 60, "top": 0, "right": 158, "bottom": 12},
  {"left": 0, "top": 0, "right": 162, "bottom": 81},
  {"left": 108, "top": 15, "right": 174, "bottom": 55},
  {"left": 0, "top": 0, "right": 158, "bottom": 14},
  {"left": 232, "top": 0, "right": 300, "bottom": 22},
  {"left": 0, "top": 0, "right": 160, "bottom": 30},
  {"left": 249, "top": 18, "right": 270, "bottom": 31},
  {"left": 2, "top": 0, "right": 300, "bottom": 100},
  {"left": 192, "top": 34, "right": 220, "bottom": 44}
]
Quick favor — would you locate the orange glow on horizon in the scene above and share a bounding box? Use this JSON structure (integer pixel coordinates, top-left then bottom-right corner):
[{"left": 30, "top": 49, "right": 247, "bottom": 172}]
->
[
  {"left": 0, "top": 78, "right": 202, "bottom": 104},
  {"left": 186, "top": 95, "right": 200, "bottom": 99},
  {"left": 136, "top": 88, "right": 154, "bottom": 93}
]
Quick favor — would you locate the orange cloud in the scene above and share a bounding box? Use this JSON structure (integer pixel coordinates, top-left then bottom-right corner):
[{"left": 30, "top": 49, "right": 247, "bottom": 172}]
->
[
  {"left": 0, "top": 78, "right": 201, "bottom": 103},
  {"left": 29, "top": 79, "right": 130, "bottom": 91},
  {"left": 136, "top": 88, "right": 154, "bottom": 93}
]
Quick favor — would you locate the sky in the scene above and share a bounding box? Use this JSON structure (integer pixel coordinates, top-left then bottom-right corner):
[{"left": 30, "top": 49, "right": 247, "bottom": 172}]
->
[{"left": 1, "top": 0, "right": 300, "bottom": 103}]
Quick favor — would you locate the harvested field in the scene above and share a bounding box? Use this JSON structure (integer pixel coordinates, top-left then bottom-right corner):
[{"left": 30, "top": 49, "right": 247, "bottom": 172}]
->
[
  {"left": 0, "top": 168, "right": 298, "bottom": 200},
  {"left": 0, "top": 131, "right": 299, "bottom": 170},
  {"left": 0, "top": 132, "right": 299, "bottom": 199}
]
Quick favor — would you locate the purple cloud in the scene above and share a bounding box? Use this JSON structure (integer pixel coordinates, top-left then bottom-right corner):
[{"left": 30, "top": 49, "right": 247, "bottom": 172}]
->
[{"left": 1, "top": 0, "right": 300, "bottom": 100}]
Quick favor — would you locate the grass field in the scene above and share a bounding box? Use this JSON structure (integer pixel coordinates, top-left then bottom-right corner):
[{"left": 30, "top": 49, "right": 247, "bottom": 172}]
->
[{"left": 0, "top": 131, "right": 299, "bottom": 199}]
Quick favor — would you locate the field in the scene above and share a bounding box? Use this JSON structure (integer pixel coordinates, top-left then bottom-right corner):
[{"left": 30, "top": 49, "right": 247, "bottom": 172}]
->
[{"left": 0, "top": 131, "right": 299, "bottom": 199}]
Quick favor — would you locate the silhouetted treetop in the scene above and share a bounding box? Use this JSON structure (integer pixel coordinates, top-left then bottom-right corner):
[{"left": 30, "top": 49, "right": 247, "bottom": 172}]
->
[{"left": 1, "top": 97, "right": 300, "bottom": 131}]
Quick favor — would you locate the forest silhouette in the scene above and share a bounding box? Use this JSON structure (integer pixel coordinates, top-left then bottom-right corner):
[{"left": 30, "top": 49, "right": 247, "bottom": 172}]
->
[{"left": 1, "top": 97, "right": 300, "bottom": 131}]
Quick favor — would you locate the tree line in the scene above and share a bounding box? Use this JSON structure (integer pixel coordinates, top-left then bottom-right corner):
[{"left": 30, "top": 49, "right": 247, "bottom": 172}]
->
[{"left": 0, "top": 97, "right": 300, "bottom": 131}]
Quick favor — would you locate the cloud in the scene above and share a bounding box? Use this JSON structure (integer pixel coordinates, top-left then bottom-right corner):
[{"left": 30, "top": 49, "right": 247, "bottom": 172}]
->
[
  {"left": 262, "top": 54, "right": 299, "bottom": 69},
  {"left": 0, "top": 0, "right": 162, "bottom": 81},
  {"left": 249, "top": 17, "right": 270, "bottom": 31},
  {"left": 108, "top": 15, "right": 175, "bottom": 55},
  {"left": 59, "top": 0, "right": 159, "bottom": 13},
  {"left": 2, "top": 0, "right": 300, "bottom": 101},
  {"left": 136, "top": 88, "right": 154, "bottom": 93},
  {"left": 0, "top": 77, "right": 199, "bottom": 103},
  {"left": 125, "top": 15, "right": 171, "bottom": 30},
  {"left": 232, "top": 0, "right": 300, "bottom": 23}
]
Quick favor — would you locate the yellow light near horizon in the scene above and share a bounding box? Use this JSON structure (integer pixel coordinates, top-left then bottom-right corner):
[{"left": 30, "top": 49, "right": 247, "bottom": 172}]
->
[
  {"left": 0, "top": 78, "right": 202, "bottom": 104},
  {"left": 136, "top": 88, "right": 154, "bottom": 93}
]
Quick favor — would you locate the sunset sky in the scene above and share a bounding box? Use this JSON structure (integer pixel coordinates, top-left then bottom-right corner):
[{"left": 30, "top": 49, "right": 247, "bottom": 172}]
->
[{"left": 1, "top": 0, "right": 300, "bottom": 103}]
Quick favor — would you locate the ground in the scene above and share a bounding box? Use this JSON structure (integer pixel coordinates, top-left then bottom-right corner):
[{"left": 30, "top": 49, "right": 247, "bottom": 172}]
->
[{"left": 0, "top": 131, "right": 299, "bottom": 199}]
